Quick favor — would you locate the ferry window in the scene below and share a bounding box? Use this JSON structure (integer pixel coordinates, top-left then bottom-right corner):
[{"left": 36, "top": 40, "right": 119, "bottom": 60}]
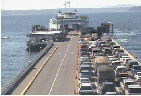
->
[
  {"left": 64, "top": 20, "right": 66, "bottom": 22},
  {"left": 77, "top": 20, "right": 79, "bottom": 22},
  {"left": 69, "top": 20, "right": 73, "bottom": 22},
  {"left": 74, "top": 20, "right": 76, "bottom": 22},
  {"left": 66, "top": 20, "right": 68, "bottom": 22},
  {"left": 79, "top": 20, "right": 81, "bottom": 22}
]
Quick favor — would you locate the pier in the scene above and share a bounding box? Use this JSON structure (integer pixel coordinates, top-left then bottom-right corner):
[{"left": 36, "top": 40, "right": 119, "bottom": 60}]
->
[
  {"left": 1, "top": 30, "right": 141, "bottom": 95},
  {"left": 1, "top": 4, "right": 141, "bottom": 94},
  {"left": 2, "top": 31, "right": 79, "bottom": 95}
]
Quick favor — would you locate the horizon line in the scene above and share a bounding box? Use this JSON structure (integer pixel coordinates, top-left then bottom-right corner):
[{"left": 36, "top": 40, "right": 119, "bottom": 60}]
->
[{"left": 2, "top": 6, "right": 141, "bottom": 11}]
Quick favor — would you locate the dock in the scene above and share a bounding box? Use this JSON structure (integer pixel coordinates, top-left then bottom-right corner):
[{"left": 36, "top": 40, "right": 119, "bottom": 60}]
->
[
  {"left": 1, "top": 30, "right": 141, "bottom": 95},
  {"left": 1, "top": 5, "right": 141, "bottom": 95}
]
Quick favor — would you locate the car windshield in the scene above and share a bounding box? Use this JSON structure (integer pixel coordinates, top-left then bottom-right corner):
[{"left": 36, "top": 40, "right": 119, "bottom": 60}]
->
[
  {"left": 118, "top": 68, "right": 127, "bottom": 71},
  {"left": 81, "top": 67, "right": 91, "bottom": 70},
  {"left": 81, "top": 72, "right": 90, "bottom": 75},
  {"left": 134, "top": 66, "right": 141, "bottom": 70},
  {"left": 138, "top": 73, "right": 141, "bottom": 76},
  {"left": 103, "top": 86, "right": 115, "bottom": 92},
  {"left": 80, "top": 86, "right": 92, "bottom": 90},
  {"left": 129, "top": 88, "right": 141, "bottom": 93},
  {"left": 81, "top": 79, "right": 89, "bottom": 83},
  {"left": 80, "top": 92, "right": 94, "bottom": 95},
  {"left": 81, "top": 57, "right": 89, "bottom": 61},
  {"left": 125, "top": 82, "right": 134, "bottom": 86}
]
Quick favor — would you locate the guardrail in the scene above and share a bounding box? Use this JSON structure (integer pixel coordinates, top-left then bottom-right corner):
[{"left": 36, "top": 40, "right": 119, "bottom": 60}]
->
[{"left": 1, "top": 42, "right": 53, "bottom": 95}]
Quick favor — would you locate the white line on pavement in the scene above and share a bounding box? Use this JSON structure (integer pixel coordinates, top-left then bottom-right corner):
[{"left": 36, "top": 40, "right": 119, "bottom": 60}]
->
[{"left": 48, "top": 35, "right": 73, "bottom": 95}]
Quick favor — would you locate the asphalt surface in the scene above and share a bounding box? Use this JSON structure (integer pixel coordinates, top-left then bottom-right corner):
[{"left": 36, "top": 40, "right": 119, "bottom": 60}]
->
[{"left": 12, "top": 31, "right": 79, "bottom": 95}]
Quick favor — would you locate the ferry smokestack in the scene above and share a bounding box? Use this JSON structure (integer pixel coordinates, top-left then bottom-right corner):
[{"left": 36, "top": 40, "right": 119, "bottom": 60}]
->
[{"left": 58, "top": 10, "right": 61, "bottom": 13}]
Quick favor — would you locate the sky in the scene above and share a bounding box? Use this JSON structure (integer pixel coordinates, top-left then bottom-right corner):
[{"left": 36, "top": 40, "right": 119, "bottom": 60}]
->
[{"left": 1, "top": 0, "right": 141, "bottom": 10}]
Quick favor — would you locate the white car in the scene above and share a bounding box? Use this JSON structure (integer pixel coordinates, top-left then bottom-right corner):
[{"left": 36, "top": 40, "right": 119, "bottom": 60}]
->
[
  {"left": 125, "top": 85, "right": 141, "bottom": 95},
  {"left": 120, "top": 79, "right": 135, "bottom": 92},
  {"left": 78, "top": 83, "right": 95, "bottom": 95},
  {"left": 79, "top": 78, "right": 90, "bottom": 84}
]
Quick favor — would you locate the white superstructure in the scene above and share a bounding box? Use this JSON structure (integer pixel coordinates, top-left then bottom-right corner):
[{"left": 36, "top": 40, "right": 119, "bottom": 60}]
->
[{"left": 49, "top": 9, "right": 89, "bottom": 34}]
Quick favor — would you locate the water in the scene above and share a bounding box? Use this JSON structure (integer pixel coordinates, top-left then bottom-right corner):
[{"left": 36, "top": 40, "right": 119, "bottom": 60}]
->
[{"left": 1, "top": 11, "right": 141, "bottom": 88}]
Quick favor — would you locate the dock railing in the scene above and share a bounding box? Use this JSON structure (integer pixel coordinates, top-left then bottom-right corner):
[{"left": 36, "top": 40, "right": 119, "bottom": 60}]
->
[{"left": 1, "top": 42, "right": 53, "bottom": 95}]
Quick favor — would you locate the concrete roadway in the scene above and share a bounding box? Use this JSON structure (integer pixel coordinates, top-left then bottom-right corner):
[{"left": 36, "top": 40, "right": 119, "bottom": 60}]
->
[{"left": 12, "top": 31, "right": 79, "bottom": 95}]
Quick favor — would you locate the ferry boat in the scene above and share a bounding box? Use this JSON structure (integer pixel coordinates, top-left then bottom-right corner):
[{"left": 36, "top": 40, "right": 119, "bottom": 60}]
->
[
  {"left": 26, "top": 5, "right": 89, "bottom": 50},
  {"left": 49, "top": 9, "right": 89, "bottom": 35}
]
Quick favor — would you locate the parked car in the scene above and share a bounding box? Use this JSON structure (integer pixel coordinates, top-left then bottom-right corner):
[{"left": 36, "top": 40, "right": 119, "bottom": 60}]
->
[
  {"left": 127, "top": 60, "right": 138, "bottom": 70},
  {"left": 125, "top": 85, "right": 141, "bottom": 95},
  {"left": 80, "top": 57, "right": 91, "bottom": 64},
  {"left": 134, "top": 72, "right": 141, "bottom": 81},
  {"left": 120, "top": 79, "right": 136, "bottom": 92},
  {"left": 79, "top": 65, "right": 92, "bottom": 72},
  {"left": 115, "top": 66, "right": 128, "bottom": 78},
  {"left": 80, "top": 51, "right": 90, "bottom": 56},
  {"left": 99, "top": 82, "right": 117, "bottom": 95},
  {"left": 79, "top": 78, "right": 90, "bottom": 84},
  {"left": 78, "top": 83, "right": 95, "bottom": 95},
  {"left": 131, "top": 65, "right": 141, "bottom": 75},
  {"left": 79, "top": 70, "right": 91, "bottom": 79},
  {"left": 110, "top": 61, "right": 121, "bottom": 68}
]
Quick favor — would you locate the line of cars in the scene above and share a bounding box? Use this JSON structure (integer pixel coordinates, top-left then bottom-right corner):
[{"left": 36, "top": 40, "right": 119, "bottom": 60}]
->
[
  {"left": 78, "top": 39, "right": 97, "bottom": 95},
  {"left": 77, "top": 34, "right": 141, "bottom": 95}
]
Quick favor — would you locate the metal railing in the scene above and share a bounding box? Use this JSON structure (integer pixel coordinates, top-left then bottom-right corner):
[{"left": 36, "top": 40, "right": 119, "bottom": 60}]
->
[{"left": 1, "top": 42, "right": 53, "bottom": 95}]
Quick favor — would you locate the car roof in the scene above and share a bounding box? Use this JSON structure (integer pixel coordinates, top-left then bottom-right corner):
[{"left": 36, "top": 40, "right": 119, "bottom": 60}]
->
[
  {"left": 80, "top": 78, "right": 89, "bottom": 80},
  {"left": 133, "top": 65, "right": 141, "bottom": 67},
  {"left": 80, "top": 65, "right": 91, "bottom": 67},
  {"left": 80, "top": 57, "right": 89, "bottom": 58},
  {"left": 108, "top": 56, "right": 115, "bottom": 57},
  {"left": 117, "top": 66, "right": 127, "bottom": 68},
  {"left": 106, "top": 92, "right": 117, "bottom": 94},
  {"left": 80, "top": 83, "right": 91, "bottom": 86},
  {"left": 102, "top": 82, "right": 114, "bottom": 84},
  {"left": 129, "top": 61, "right": 138, "bottom": 63},
  {"left": 80, "top": 70, "right": 90, "bottom": 72},
  {"left": 83, "top": 62, "right": 93, "bottom": 64},
  {"left": 123, "top": 79, "right": 135, "bottom": 82},
  {"left": 112, "top": 61, "right": 121, "bottom": 63},
  {"left": 128, "top": 85, "right": 141, "bottom": 88}
]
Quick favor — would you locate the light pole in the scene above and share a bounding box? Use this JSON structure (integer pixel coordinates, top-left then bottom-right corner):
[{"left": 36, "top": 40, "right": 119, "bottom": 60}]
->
[{"left": 29, "top": 41, "right": 33, "bottom": 64}]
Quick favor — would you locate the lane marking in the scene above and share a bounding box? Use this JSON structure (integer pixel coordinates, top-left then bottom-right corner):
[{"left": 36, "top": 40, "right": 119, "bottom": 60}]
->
[
  {"left": 71, "top": 52, "right": 73, "bottom": 54},
  {"left": 20, "top": 45, "right": 59, "bottom": 95},
  {"left": 48, "top": 35, "right": 73, "bottom": 95}
]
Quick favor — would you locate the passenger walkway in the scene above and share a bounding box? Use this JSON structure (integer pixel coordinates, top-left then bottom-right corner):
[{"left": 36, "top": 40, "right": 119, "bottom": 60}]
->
[{"left": 11, "top": 31, "right": 79, "bottom": 95}]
